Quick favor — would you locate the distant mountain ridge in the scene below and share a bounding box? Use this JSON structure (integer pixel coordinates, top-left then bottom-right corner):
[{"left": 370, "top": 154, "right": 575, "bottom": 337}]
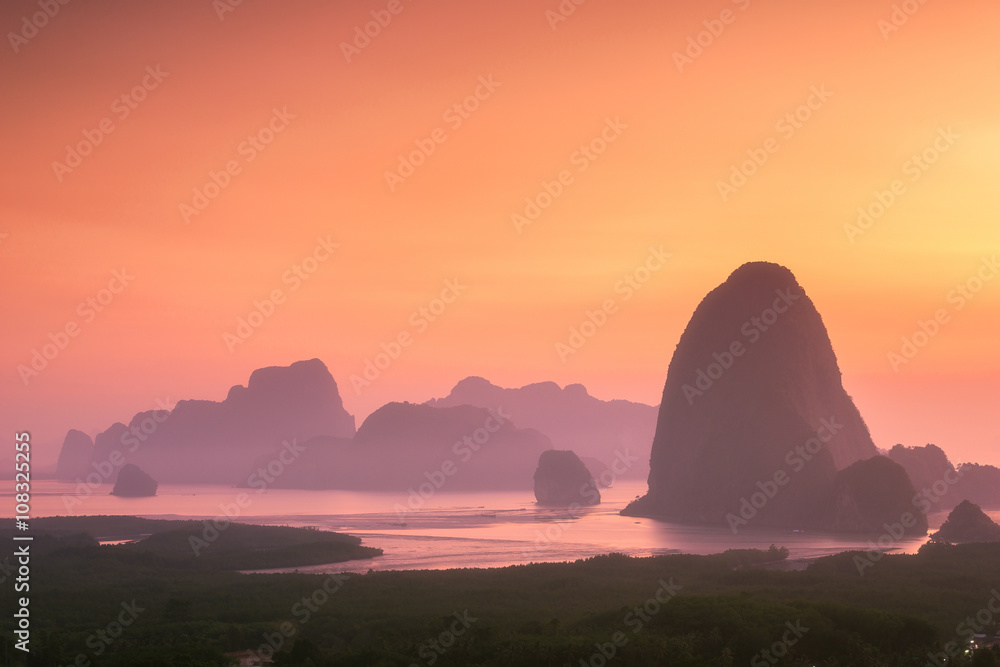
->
[
  {"left": 53, "top": 352, "right": 996, "bottom": 515},
  {"left": 80, "top": 359, "right": 356, "bottom": 484},
  {"left": 889, "top": 444, "right": 1000, "bottom": 510},
  {"left": 58, "top": 360, "right": 554, "bottom": 491},
  {"left": 426, "top": 376, "right": 657, "bottom": 479}
]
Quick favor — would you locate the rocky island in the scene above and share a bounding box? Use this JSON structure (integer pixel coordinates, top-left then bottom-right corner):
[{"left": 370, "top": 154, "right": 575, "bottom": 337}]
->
[{"left": 533, "top": 450, "right": 601, "bottom": 506}]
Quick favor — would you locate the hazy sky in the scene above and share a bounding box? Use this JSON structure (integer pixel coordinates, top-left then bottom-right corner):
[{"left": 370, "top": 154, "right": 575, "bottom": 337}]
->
[{"left": 2, "top": 0, "right": 998, "bottom": 468}]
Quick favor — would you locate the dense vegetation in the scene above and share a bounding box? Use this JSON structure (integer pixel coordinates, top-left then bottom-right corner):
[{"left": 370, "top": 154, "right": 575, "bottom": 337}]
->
[
  {"left": 3, "top": 515, "right": 382, "bottom": 571},
  {"left": 3, "top": 518, "right": 1000, "bottom": 666}
]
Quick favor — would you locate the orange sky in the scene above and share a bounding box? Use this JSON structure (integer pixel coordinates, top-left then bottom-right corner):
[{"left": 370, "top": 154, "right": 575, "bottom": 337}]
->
[{"left": 2, "top": 0, "right": 998, "bottom": 469}]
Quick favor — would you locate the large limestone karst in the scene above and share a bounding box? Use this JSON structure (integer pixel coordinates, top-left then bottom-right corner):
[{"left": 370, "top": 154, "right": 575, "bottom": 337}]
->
[
  {"left": 623, "top": 262, "right": 921, "bottom": 534},
  {"left": 76, "top": 359, "right": 356, "bottom": 484}
]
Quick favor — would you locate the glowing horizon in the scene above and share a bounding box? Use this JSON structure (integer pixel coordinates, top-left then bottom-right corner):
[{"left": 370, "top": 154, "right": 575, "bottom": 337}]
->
[{"left": 2, "top": 0, "right": 998, "bottom": 469}]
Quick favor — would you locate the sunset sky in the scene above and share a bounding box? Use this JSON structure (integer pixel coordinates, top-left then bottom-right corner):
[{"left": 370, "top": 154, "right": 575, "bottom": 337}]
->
[{"left": 2, "top": 0, "right": 998, "bottom": 469}]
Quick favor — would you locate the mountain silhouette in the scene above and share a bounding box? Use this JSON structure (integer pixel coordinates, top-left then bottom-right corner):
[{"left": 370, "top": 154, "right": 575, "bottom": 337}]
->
[
  {"left": 930, "top": 500, "right": 1000, "bottom": 543},
  {"left": 111, "top": 464, "right": 158, "bottom": 497},
  {"left": 888, "top": 444, "right": 961, "bottom": 511},
  {"left": 952, "top": 463, "right": 1000, "bottom": 509},
  {"left": 828, "top": 455, "right": 927, "bottom": 533},
  {"left": 427, "top": 376, "right": 656, "bottom": 480},
  {"left": 56, "top": 429, "right": 94, "bottom": 480},
  {"left": 240, "top": 402, "right": 551, "bottom": 491},
  {"left": 73, "top": 359, "right": 355, "bottom": 484},
  {"left": 534, "top": 450, "right": 601, "bottom": 506},
  {"left": 888, "top": 445, "right": 1000, "bottom": 511},
  {"left": 623, "top": 262, "right": 921, "bottom": 534}
]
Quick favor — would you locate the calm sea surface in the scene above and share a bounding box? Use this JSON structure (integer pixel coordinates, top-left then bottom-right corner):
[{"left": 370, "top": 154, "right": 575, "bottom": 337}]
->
[{"left": 5, "top": 479, "right": 986, "bottom": 574}]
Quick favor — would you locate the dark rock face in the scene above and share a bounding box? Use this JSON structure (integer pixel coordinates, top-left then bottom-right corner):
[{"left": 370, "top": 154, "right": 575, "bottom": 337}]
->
[
  {"left": 534, "top": 450, "right": 600, "bottom": 506},
  {"left": 244, "top": 402, "right": 552, "bottom": 491},
  {"left": 89, "top": 359, "right": 356, "bottom": 484},
  {"left": 623, "top": 262, "right": 893, "bottom": 532},
  {"left": 111, "top": 464, "right": 158, "bottom": 497},
  {"left": 56, "top": 429, "right": 94, "bottom": 480},
  {"left": 828, "top": 456, "right": 927, "bottom": 534},
  {"left": 931, "top": 500, "right": 1000, "bottom": 544},
  {"left": 426, "top": 377, "right": 656, "bottom": 480}
]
